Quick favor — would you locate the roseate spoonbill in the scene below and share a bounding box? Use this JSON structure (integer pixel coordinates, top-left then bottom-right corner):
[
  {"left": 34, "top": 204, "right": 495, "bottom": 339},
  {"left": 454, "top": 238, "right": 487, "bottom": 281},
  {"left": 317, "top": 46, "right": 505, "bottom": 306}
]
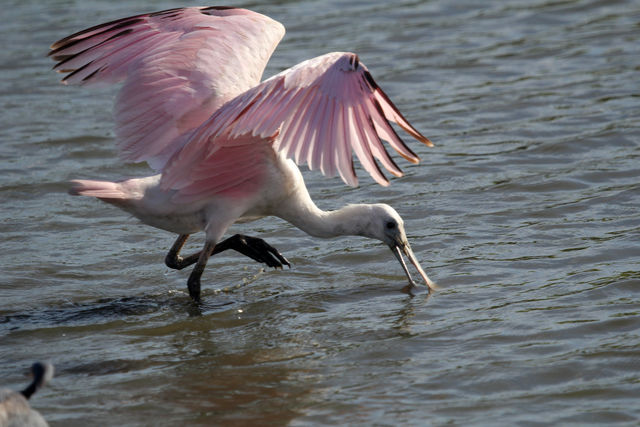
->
[
  {"left": 0, "top": 363, "right": 54, "bottom": 427},
  {"left": 49, "top": 6, "right": 437, "bottom": 301}
]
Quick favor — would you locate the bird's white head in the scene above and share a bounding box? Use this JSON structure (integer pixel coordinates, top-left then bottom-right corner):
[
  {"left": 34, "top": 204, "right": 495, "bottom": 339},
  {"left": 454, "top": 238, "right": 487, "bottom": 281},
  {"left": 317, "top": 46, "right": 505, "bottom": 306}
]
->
[{"left": 360, "top": 204, "right": 437, "bottom": 293}]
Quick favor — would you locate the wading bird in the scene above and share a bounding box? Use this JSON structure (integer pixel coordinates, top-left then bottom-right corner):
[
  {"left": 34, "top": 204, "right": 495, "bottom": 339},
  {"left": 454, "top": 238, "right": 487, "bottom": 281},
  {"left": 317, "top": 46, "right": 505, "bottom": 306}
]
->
[
  {"left": 0, "top": 362, "right": 54, "bottom": 427},
  {"left": 49, "top": 6, "right": 437, "bottom": 301}
]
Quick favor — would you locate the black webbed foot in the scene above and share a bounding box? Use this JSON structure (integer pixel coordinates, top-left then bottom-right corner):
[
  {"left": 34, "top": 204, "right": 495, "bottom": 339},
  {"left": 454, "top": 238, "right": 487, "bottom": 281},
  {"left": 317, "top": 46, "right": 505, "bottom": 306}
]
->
[{"left": 215, "top": 234, "right": 291, "bottom": 269}]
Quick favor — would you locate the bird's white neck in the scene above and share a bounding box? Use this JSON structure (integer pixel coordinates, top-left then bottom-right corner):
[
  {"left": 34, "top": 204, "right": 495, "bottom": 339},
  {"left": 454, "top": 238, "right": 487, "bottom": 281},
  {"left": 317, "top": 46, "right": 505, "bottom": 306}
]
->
[{"left": 275, "top": 187, "right": 375, "bottom": 239}]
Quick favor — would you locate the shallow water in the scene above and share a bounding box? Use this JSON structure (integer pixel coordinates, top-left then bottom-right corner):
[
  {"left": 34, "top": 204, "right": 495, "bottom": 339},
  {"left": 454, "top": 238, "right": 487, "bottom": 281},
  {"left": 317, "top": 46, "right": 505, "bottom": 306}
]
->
[{"left": 1, "top": 0, "right": 639, "bottom": 425}]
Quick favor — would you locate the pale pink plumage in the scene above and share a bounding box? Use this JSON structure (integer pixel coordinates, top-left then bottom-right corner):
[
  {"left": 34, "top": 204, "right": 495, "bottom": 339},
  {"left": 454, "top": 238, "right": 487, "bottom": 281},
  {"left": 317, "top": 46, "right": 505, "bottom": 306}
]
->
[
  {"left": 161, "top": 52, "right": 433, "bottom": 197},
  {"left": 51, "top": 7, "right": 285, "bottom": 169},
  {"left": 51, "top": 6, "right": 437, "bottom": 299},
  {"left": 69, "top": 179, "right": 130, "bottom": 199}
]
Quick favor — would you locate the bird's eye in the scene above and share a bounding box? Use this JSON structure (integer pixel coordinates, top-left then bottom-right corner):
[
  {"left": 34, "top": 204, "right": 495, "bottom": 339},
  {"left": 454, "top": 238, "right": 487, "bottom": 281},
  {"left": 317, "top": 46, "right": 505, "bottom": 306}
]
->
[{"left": 386, "top": 221, "right": 396, "bottom": 229}]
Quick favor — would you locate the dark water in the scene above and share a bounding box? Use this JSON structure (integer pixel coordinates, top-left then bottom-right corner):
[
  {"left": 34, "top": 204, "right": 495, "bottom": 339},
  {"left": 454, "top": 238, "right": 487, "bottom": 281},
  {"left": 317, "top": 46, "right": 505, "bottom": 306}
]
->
[{"left": 1, "top": 0, "right": 639, "bottom": 425}]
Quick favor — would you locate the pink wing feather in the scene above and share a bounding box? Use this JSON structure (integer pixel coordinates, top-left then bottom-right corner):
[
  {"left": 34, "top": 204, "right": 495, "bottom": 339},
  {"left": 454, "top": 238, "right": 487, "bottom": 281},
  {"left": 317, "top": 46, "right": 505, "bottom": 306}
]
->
[
  {"left": 51, "top": 9, "right": 432, "bottom": 199},
  {"left": 49, "top": 7, "right": 285, "bottom": 170},
  {"left": 161, "top": 52, "right": 433, "bottom": 191}
]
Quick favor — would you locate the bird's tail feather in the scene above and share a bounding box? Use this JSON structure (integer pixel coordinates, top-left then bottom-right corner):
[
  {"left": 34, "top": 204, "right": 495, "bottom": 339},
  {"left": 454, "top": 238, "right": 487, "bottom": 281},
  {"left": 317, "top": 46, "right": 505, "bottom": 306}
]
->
[{"left": 69, "top": 179, "right": 128, "bottom": 199}]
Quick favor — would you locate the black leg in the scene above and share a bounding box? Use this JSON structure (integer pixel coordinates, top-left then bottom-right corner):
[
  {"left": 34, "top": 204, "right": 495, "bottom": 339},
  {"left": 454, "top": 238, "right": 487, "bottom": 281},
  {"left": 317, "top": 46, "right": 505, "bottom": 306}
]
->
[
  {"left": 213, "top": 234, "right": 291, "bottom": 268},
  {"left": 165, "top": 234, "right": 290, "bottom": 271},
  {"left": 165, "top": 234, "right": 201, "bottom": 270},
  {"left": 187, "top": 241, "right": 215, "bottom": 302}
]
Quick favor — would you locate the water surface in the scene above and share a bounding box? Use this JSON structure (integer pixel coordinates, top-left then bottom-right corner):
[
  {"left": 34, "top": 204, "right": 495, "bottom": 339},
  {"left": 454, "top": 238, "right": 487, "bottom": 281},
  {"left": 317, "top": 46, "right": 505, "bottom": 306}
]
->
[{"left": 1, "top": 0, "right": 639, "bottom": 425}]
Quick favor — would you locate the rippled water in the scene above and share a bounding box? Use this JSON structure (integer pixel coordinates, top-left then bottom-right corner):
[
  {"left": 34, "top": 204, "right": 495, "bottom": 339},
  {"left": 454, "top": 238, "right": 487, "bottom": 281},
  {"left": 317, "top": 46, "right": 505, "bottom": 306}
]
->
[{"left": 1, "top": 0, "right": 639, "bottom": 425}]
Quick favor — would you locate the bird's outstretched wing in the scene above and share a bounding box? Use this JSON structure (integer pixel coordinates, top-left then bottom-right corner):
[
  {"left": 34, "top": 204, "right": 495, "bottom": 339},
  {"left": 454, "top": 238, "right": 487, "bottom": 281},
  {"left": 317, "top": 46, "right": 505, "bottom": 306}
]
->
[
  {"left": 162, "top": 52, "right": 433, "bottom": 190},
  {"left": 49, "top": 7, "right": 285, "bottom": 170}
]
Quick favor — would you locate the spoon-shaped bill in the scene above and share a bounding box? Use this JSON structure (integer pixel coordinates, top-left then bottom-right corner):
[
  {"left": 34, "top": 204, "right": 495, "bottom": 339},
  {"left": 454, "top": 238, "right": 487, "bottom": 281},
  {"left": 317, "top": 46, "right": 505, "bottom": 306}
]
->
[{"left": 390, "top": 240, "right": 437, "bottom": 292}]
